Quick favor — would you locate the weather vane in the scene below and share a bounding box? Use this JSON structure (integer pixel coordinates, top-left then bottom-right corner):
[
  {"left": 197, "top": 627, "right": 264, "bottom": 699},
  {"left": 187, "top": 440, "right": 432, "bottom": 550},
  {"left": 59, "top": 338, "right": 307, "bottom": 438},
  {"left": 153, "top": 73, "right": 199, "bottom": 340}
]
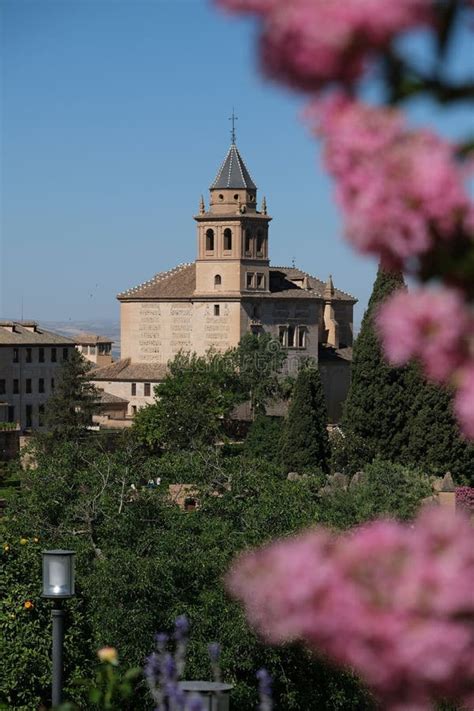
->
[{"left": 229, "top": 108, "right": 238, "bottom": 144}]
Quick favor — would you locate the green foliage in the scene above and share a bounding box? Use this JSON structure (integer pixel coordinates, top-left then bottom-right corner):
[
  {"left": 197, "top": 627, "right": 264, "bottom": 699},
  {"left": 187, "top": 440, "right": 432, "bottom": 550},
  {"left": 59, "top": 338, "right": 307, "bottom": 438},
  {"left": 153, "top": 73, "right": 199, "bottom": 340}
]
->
[
  {"left": 404, "top": 375, "right": 474, "bottom": 484},
  {"left": 281, "top": 364, "right": 330, "bottom": 473},
  {"left": 133, "top": 351, "right": 242, "bottom": 451},
  {"left": 0, "top": 536, "right": 92, "bottom": 710},
  {"left": 318, "top": 460, "right": 432, "bottom": 529},
  {"left": 43, "top": 349, "right": 100, "bottom": 444},
  {"left": 242, "top": 415, "right": 284, "bottom": 465},
  {"left": 341, "top": 267, "right": 416, "bottom": 470},
  {"left": 232, "top": 332, "right": 287, "bottom": 416}
]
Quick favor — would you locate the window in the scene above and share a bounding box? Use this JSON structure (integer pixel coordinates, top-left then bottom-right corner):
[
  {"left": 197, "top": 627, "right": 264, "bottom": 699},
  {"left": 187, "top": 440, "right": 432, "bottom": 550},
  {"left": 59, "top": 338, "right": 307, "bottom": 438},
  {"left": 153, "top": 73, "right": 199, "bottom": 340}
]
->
[
  {"left": 144, "top": 383, "right": 151, "bottom": 397},
  {"left": 26, "top": 379, "right": 32, "bottom": 394},
  {"left": 245, "top": 229, "right": 252, "bottom": 255},
  {"left": 256, "top": 273, "right": 265, "bottom": 289},
  {"left": 39, "top": 347, "right": 45, "bottom": 363},
  {"left": 13, "top": 379, "right": 19, "bottom": 394},
  {"left": 26, "top": 405, "right": 33, "bottom": 428},
  {"left": 278, "top": 327, "right": 287, "bottom": 346},
  {"left": 38, "top": 404, "right": 45, "bottom": 427},
  {"left": 0, "top": 379, "right": 5, "bottom": 395},
  {"left": 287, "top": 326, "right": 296, "bottom": 348},
  {"left": 131, "top": 405, "right": 137, "bottom": 415},
  {"left": 131, "top": 383, "right": 137, "bottom": 396},
  {"left": 7, "top": 406, "right": 15, "bottom": 423},
  {"left": 234, "top": 193, "right": 239, "bottom": 200},
  {"left": 214, "top": 305, "right": 220, "bottom": 316},
  {"left": 13, "top": 348, "right": 19, "bottom": 363},
  {"left": 26, "top": 348, "right": 32, "bottom": 363},
  {"left": 214, "top": 274, "right": 222, "bottom": 287},
  {"left": 206, "top": 228, "right": 215, "bottom": 251},
  {"left": 252, "top": 305, "right": 260, "bottom": 319},
  {"left": 246, "top": 272, "right": 254, "bottom": 289},
  {"left": 90, "top": 345, "right": 96, "bottom": 355},
  {"left": 51, "top": 378, "right": 55, "bottom": 390},
  {"left": 256, "top": 230, "right": 264, "bottom": 255},
  {"left": 51, "top": 348, "right": 57, "bottom": 362},
  {"left": 298, "top": 327, "right": 307, "bottom": 349},
  {"left": 62, "top": 348, "right": 69, "bottom": 360},
  {"left": 38, "top": 378, "right": 45, "bottom": 393},
  {"left": 223, "top": 228, "right": 232, "bottom": 251}
]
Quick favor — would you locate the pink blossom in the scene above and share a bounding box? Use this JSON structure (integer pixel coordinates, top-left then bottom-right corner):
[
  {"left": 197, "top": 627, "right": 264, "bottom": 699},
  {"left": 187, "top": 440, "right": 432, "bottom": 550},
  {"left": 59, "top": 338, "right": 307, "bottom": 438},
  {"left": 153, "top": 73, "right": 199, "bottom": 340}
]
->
[
  {"left": 216, "top": 0, "right": 432, "bottom": 91},
  {"left": 310, "top": 97, "right": 474, "bottom": 268},
  {"left": 376, "top": 286, "right": 470, "bottom": 382},
  {"left": 454, "top": 365, "right": 474, "bottom": 439},
  {"left": 227, "top": 508, "right": 474, "bottom": 710}
]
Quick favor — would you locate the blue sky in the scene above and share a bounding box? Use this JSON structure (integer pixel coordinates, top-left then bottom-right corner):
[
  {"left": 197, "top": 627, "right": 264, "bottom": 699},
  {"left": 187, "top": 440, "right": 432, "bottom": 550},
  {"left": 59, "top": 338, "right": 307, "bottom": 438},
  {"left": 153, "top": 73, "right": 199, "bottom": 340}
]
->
[{"left": 1, "top": 0, "right": 473, "bottom": 327}]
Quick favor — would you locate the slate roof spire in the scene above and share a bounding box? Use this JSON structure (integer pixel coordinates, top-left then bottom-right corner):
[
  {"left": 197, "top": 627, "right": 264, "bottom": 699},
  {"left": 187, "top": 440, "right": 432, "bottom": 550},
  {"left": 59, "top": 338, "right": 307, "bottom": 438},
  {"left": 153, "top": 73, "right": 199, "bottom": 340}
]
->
[{"left": 210, "top": 144, "right": 257, "bottom": 191}]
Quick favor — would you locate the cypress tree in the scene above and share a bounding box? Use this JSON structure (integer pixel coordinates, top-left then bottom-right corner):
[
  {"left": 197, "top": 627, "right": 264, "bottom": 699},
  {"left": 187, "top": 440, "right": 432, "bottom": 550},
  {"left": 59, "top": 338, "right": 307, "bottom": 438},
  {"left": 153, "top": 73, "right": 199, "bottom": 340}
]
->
[
  {"left": 281, "top": 364, "right": 330, "bottom": 472},
  {"left": 405, "top": 375, "right": 474, "bottom": 484},
  {"left": 44, "top": 349, "right": 100, "bottom": 442},
  {"left": 341, "top": 267, "right": 415, "bottom": 467}
]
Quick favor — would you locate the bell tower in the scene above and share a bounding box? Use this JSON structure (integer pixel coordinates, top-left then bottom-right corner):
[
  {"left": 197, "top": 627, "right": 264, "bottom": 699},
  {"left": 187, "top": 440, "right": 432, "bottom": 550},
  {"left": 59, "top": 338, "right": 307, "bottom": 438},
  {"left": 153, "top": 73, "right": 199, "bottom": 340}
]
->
[{"left": 194, "top": 133, "right": 271, "bottom": 296}]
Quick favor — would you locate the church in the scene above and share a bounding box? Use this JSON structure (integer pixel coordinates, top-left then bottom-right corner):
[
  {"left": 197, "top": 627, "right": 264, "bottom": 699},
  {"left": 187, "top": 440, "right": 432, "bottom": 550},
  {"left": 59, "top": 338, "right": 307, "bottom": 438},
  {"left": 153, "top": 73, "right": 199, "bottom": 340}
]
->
[{"left": 92, "top": 139, "right": 357, "bottom": 422}]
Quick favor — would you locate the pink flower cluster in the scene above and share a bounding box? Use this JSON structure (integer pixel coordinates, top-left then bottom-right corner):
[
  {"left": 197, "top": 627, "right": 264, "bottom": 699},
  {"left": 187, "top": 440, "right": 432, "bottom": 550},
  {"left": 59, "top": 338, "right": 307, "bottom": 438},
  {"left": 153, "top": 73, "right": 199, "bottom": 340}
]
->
[
  {"left": 310, "top": 95, "right": 474, "bottom": 269},
  {"left": 227, "top": 508, "right": 474, "bottom": 711},
  {"left": 217, "top": 0, "right": 432, "bottom": 91},
  {"left": 456, "top": 487, "right": 474, "bottom": 514},
  {"left": 376, "top": 286, "right": 474, "bottom": 437}
]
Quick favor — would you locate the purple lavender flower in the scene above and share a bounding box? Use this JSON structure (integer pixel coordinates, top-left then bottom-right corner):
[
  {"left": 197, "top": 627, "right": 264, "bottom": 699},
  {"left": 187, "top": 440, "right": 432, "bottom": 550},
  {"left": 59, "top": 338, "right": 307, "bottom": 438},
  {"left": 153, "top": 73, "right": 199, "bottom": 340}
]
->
[
  {"left": 207, "top": 642, "right": 220, "bottom": 663},
  {"left": 155, "top": 632, "right": 169, "bottom": 651},
  {"left": 174, "top": 614, "right": 189, "bottom": 642},
  {"left": 257, "top": 668, "right": 273, "bottom": 711}
]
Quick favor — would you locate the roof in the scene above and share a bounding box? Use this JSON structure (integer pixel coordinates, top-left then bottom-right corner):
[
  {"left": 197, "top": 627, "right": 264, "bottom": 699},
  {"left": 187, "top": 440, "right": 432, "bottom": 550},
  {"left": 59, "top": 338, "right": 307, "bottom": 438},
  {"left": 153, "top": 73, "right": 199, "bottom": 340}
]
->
[
  {"left": 318, "top": 344, "right": 353, "bottom": 362},
  {"left": 118, "top": 263, "right": 357, "bottom": 303},
  {"left": 75, "top": 332, "right": 114, "bottom": 345},
  {"left": 91, "top": 358, "right": 168, "bottom": 382},
  {"left": 96, "top": 389, "right": 129, "bottom": 405},
  {"left": 0, "top": 321, "right": 75, "bottom": 346},
  {"left": 211, "top": 144, "right": 257, "bottom": 190}
]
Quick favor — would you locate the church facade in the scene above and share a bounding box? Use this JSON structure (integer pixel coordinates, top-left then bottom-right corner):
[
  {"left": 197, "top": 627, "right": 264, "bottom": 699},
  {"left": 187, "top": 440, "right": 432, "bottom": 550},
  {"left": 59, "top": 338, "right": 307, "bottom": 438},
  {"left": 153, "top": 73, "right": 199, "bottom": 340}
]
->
[{"left": 92, "top": 142, "right": 357, "bottom": 421}]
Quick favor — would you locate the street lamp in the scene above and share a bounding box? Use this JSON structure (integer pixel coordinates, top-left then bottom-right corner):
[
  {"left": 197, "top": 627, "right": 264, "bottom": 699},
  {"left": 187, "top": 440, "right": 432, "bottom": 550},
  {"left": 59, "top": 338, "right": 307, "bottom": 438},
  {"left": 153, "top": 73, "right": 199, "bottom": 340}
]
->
[{"left": 42, "top": 550, "right": 75, "bottom": 707}]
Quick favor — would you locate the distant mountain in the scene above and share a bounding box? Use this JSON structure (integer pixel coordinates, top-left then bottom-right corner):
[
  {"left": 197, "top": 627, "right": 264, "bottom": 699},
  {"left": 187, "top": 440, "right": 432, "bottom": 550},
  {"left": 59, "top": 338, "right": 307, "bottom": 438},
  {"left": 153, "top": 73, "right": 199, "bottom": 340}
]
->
[{"left": 43, "top": 320, "right": 121, "bottom": 359}]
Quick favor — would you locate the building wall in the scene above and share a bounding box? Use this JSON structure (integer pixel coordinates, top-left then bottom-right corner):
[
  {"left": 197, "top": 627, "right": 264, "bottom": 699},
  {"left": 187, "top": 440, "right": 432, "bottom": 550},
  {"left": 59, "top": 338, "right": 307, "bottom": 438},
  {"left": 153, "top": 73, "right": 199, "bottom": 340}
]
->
[
  {"left": 93, "top": 379, "right": 161, "bottom": 416},
  {"left": 0, "top": 344, "right": 75, "bottom": 430},
  {"left": 332, "top": 302, "right": 354, "bottom": 348},
  {"left": 319, "top": 359, "right": 351, "bottom": 423},
  {"left": 121, "top": 299, "right": 244, "bottom": 363}
]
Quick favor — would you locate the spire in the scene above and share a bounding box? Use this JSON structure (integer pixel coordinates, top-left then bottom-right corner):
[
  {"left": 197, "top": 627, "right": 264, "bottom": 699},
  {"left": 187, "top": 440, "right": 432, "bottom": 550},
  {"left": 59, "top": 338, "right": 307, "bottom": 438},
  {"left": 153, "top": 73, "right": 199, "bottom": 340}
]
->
[
  {"left": 211, "top": 144, "right": 257, "bottom": 190},
  {"left": 262, "top": 196, "right": 267, "bottom": 215},
  {"left": 199, "top": 195, "right": 205, "bottom": 214},
  {"left": 229, "top": 108, "right": 238, "bottom": 145},
  {"left": 324, "top": 274, "right": 335, "bottom": 299}
]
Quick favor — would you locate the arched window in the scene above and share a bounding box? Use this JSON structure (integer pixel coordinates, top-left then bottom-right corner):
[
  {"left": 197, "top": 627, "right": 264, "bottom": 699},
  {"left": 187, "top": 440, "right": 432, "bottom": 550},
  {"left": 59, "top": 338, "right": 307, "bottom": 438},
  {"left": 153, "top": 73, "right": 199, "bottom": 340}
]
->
[
  {"left": 256, "top": 229, "right": 264, "bottom": 256},
  {"left": 223, "top": 228, "right": 232, "bottom": 251},
  {"left": 214, "top": 274, "right": 222, "bottom": 287},
  {"left": 287, "top": 325, "right": 296, "bottom": 348},
  {"left": 245, "top": 229, "right": 252, "bottom": 255},
  {"left": 206, "top": 228, "right": 214, "bottom": 251}
]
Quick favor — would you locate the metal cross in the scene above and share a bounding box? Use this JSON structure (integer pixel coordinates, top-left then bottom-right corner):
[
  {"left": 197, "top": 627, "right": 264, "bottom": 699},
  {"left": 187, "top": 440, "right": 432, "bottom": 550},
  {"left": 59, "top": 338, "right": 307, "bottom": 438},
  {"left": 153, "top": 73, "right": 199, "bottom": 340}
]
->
[{"left": 229, "top": 109, "right": 238, "bottom": 144}]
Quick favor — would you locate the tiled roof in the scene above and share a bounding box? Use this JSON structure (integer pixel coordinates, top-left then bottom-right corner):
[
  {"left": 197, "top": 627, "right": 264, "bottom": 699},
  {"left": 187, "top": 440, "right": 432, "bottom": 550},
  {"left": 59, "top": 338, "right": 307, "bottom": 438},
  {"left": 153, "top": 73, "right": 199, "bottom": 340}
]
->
[
  {"left": 91, "top": 358, "right": 168, "bottom": 382},
  {"left": 211, "top": 144, "right": 257, "bottom": 190},
  {"left": 75, "top": 332, "right": 114, "bottom": 345},
  {"left": 0, "top": 321, "right": 75, "bottom": 346},
  {"left": 118, "top": 264, "right": 356, "bottom": 303},
  {"left": 97, "top": 389, "right": 129, "bottom": 405}
]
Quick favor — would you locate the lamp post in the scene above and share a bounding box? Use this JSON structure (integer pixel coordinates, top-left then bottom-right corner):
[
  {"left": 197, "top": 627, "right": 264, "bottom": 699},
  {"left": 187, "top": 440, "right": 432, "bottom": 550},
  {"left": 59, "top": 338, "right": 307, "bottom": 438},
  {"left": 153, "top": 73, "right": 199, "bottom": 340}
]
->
[{"left": 41, "top": 550, "right": 75, "bottom": 708}]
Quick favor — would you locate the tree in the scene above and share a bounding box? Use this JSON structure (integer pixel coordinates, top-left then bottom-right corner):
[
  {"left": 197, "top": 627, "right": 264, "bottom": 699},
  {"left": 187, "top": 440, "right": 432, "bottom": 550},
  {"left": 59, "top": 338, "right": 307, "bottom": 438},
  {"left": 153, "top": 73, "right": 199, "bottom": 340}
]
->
[
  {"left": 232, "top": 333, "right": 287, "bottom": 417},
  {"left": 243, "top": 415, "right": 284, "bottom": 465},
  {"left": 341, "top": 267, "right": 415, "bottom": 469},
  {"left": 280, "top": 363, "right": 330, "bottom": 473},
  {"left": 44, "top": 349, "right": 99, "bottom": 442},
  {"left": 404, "top": 375, "right": 474, "bottom": 484},
  {"left": 133, "top": 351, "right": 242, "bottom": 451}
]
